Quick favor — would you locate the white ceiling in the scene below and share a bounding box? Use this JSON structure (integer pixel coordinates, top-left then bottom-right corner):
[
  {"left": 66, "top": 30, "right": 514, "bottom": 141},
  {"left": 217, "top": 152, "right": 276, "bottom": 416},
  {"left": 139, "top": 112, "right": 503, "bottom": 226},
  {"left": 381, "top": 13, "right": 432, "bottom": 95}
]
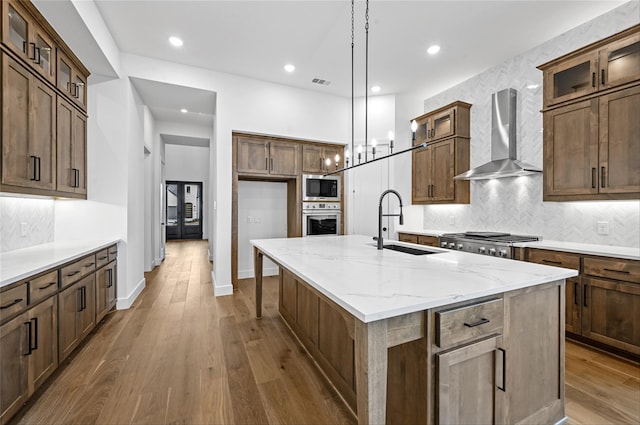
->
[{"left": 33, "top": 0, "right": 629, "bottom": 146}]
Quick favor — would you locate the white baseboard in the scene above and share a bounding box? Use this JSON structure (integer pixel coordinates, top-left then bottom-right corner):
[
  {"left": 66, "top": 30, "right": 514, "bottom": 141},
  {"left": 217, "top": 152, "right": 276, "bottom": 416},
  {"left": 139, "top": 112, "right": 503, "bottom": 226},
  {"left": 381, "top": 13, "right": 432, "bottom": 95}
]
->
[
  {"left": 208, "top": 249, "right": 213, "bottom": 262},
  {"left": 116, "top": 277, "right": 146, "bottom": 310},
  {"left": 237, "top": 266, "right": 279, "bottom": 280},
  {"left": 212, "top": 270, "right": 233, "bottom": 297}
]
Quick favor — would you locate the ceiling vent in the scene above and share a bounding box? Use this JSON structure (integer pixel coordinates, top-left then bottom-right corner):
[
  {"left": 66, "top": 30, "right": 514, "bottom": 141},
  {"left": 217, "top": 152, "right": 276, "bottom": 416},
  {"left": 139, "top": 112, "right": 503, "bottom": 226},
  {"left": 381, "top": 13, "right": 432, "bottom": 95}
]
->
[{"left": 311, "top": 78, "right": 331, "bottom": 86}]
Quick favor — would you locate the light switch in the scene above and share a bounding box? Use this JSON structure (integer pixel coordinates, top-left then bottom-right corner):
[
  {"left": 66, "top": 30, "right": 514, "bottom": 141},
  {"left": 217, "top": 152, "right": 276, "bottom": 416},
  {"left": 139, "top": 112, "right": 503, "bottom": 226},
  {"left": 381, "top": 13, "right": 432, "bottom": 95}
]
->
[{"left": 20, "top": 222, "right": 28, "bottom": 237}]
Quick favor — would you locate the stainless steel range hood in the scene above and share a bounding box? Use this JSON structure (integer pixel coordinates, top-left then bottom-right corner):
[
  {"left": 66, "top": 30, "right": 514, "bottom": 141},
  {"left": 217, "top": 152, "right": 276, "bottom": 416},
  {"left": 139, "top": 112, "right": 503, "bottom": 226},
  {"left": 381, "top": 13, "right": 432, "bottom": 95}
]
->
[{"left": 454, "top": 88, "right": 542, "bottom": 180}]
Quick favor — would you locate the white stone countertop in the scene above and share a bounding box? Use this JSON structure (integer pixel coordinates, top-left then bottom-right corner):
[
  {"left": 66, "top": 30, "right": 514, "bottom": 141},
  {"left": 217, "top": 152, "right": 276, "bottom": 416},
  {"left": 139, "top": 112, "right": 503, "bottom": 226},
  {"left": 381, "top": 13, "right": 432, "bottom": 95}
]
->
[
  {"left": 0, "top": 239, "right": 120, "bottom": 288},
  {"left": 515, "top": 240, "right": 640, "bottom": 261},
  {"left": 251, "top": 235, "right": 577, "bottom": 323}
]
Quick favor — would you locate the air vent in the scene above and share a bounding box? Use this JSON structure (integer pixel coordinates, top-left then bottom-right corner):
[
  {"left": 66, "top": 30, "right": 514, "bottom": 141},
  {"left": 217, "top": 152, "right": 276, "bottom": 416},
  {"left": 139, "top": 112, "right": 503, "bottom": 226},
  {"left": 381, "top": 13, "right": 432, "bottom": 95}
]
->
[{"left": 311, "top": 78, "right": 331, "bottom": 86}]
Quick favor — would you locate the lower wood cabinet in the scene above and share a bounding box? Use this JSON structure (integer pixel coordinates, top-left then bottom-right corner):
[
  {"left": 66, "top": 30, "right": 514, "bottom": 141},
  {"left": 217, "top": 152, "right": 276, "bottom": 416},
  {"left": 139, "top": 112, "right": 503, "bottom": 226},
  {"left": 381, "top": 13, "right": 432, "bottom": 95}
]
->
[
  {"left": 398, "top": 232, "right": 439, "bottom": 247},
  {"left": 58, "top": 274, "right": 96, "bottom": 362},
  {"left": 96, "top": 260, "right": 117, "bottom": 323},
  {"left": 0, "top": 296, "right": 58, "bottom": 425}
]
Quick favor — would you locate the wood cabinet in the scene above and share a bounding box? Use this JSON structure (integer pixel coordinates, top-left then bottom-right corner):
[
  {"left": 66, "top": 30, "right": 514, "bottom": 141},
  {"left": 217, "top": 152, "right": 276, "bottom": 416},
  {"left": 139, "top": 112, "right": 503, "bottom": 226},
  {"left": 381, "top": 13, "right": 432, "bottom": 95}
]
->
[
  {"left": 411, "top": 101, "right": 471, "bottom": 205},
  {"left": 302, "top": 144, "right": 343, "bottom": 173},
  {"left": 1, "top": 52, "right": 56, "bottom": 193},
  {"left": 236, "top": 137, "right": 299, "bottom": 177},
  {"left": 1, "top": 0, "right": 90, "bottom": 199},
  {"left": 0, "top": 313, "right": 29, "bottom": 425},
  {"left": 539, "top": 25, "right": 639, "bottom": 202},
  {"left": 26, "top": 296, "right": 57, "bottom": 394},
  {"left": 58, "top": 273, "right": 96, "bottom": 362},
  {"left": 397, "top": 232, "right": 439, "bottom": 247},
  {"left": 56, "top": 97, "right": 87, "bottom": 195},
  {"left": 96, "top": 260, "right": 116, "bottom": 323},
  {"left": 412, "top": 138, "right": 470, "bottom": 204},
  {"left": 527, "top": 248, "right": 639, "bottom": 357},
  {"left": 1, "top": 0, "right": 56, "bottom": 85}
]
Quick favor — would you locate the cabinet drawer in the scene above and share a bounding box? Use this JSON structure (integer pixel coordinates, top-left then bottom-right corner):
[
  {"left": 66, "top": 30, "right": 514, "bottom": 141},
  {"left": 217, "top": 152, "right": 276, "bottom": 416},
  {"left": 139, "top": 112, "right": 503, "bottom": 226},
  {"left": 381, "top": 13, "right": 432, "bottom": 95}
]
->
[
  {"left": 0, "top": 283, "right": 28, "bottom": 323},
  {"left": 96, "top": 249, "right": 110, "bottom": 268},
  {"left": 108, "top": 245, "right": 117, "bottom": 262},
  {"left": 60, "top": 254, "right": 96, "bottom": 288},
  {"left": 398, "top": 233, "right": 418, "bottom": 244},
  {"left": 28, "top": 270, "right": 58, "bottom": 304},
  {"left": 435, "top": 298, "right": 504, "bottom": 348},
  {"left": 417, "top": 235, "right": 439, "bottom": 247},
  {"left": 527, "top": 249, "right": 580, "bottom": 271},
  {"left": 584, "top": 257, "right": 640, "bottom": 283}
]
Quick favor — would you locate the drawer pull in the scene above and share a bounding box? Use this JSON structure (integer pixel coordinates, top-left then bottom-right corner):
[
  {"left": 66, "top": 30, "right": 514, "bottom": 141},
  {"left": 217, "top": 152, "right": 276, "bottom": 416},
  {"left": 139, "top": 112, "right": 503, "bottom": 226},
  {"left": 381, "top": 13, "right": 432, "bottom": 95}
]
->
[
  {"left": 38, "top": 281, "right": 57, "bottom": 290},
  {"left": 84, "top": 262, "right": 95, "bottom": 267},
  {"left": 98, "top": 256, "right": 108, "bottom": 260},
  {"left": 497, "top": 348, "right": 506, "bottom": 392},
  {"left": 464, "top": 318, "right": 490, "bottom": 328},
  {"left": 0, "top": 298, "right": 23, "bottom": 309},
  {"left": 66, "top": 271, "right": 80, "bottom": 277},
  {"left": 603, "top": 268, "right": 630, "bottom": 274},
  {"left": 542, "top": 259, "right": 562, "bottom": 265}
]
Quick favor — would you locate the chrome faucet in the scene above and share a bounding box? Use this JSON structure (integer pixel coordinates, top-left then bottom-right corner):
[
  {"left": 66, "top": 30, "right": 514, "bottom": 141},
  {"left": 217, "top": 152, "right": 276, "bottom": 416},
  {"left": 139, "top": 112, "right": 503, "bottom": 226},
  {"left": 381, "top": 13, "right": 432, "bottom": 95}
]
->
[{"left": 377, "top": 189, "right": 404, "bottom": 250}]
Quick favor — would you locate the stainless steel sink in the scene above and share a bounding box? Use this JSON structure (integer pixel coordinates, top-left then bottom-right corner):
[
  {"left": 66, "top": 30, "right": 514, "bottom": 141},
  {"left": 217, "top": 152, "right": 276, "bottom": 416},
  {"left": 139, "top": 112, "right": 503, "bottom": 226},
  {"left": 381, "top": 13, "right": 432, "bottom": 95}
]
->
[{"left": 383, "top": 244, "right": 440, "bottom": 255}]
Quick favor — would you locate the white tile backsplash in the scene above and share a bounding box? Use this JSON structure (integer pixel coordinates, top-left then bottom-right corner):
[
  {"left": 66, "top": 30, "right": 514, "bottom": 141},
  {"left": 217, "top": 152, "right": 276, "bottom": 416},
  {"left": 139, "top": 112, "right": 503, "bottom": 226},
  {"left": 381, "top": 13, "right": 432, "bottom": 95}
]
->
[
  {"left": 421, "top": 2, "right": 640, "bottom": 248},
  {"left": 0, "top": 197, "right": 55, "bottom": 253}
]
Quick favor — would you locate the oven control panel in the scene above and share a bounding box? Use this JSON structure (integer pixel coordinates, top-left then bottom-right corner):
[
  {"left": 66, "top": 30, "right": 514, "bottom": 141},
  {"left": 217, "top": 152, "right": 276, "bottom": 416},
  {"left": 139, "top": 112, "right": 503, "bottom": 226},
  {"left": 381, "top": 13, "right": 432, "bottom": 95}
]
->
[{"left": 302, "top": 202, "right": 341, "bottom": 210}]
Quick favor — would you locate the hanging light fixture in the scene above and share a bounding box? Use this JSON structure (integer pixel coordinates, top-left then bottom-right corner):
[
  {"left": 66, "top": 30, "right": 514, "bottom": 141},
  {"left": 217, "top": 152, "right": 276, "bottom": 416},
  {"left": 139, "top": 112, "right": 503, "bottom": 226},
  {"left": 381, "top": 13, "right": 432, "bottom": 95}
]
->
[{"left": 326, "top": 0, "right": 428, "bottom": 176}]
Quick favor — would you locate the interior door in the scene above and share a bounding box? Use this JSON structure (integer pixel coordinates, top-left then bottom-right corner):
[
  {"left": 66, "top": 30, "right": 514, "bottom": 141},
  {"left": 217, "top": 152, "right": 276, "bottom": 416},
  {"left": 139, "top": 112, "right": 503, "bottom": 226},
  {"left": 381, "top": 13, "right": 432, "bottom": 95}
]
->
[{"left": 166, "top": 181, "right": 203, "bottom": 240}]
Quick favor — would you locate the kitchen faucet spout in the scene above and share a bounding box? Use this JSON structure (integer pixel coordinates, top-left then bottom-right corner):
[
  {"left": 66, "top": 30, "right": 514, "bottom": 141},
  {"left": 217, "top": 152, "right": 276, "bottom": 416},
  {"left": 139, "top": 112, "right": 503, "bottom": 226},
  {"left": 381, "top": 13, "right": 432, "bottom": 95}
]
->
[{"left": 377, "top": 189, "right": 404, "bottom": 250}]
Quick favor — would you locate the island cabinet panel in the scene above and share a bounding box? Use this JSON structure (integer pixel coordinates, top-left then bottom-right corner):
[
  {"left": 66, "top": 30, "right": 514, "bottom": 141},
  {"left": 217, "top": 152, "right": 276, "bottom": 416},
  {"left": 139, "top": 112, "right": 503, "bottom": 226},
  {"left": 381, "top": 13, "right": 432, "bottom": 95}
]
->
[
  {"left": 296, "top": 283, "right": 318, "bottom": 345},
  {"left": 318, "top": 298, "right": 355, "bottom": 392},
  {"left": 502, "top": 282, "right": 564, "bottom": 425},
  {"left": 436, "top": 335, "right": 504, "bottom": 425},
  {"left": 398, "top": 233, "right": 418, "bottom": 244},
  {"left": 278, "top": 269, "right": 297, "bottom": 325}
]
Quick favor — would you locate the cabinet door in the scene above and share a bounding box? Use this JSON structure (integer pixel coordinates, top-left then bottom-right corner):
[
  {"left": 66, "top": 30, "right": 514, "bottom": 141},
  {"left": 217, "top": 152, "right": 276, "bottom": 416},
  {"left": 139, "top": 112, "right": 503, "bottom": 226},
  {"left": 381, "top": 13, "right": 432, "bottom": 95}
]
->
[
  {"left": 431, "top": 140, "right": 455, "bottom": 201},
  {"left": 412, "top": 145, "right": 432, "bottom": 203},
  {"left": 279, "top": 270, "right": 297, "bottom": 324},
  {"left": 599, "top": 85, "right": 640, "bottom": 194},
  {"left": 0, "top": 313, "right": 28, "bottom": 424},
  {"left": 57, "top": 97, "right": 87, "bottom": 195},
  {"left": 565, "top": 277, "right": 581, "bottom": 335},
  {"left": 317, "top": 298, "right": 355, "bottom": 391},
  {"left": 302, "top": 145, "right": 324, "bottom": 173},
  {"left": 543, "top": 98, "right": 599, "bottom": 198},
  {"left": 269, "top": 141, "right": 298, "bottom": 176},
  {"left": 58, "top": 281, "right": 80, "bottom": 362},
  {"left": 72, "top": 109, "right": 87, "bottom": 195},
  {"left": 27, "top": 296, "right": 57, "bottom": 395},
  {"left": 30, "top": 25, "right": 56, "bottom": 85},
  {"left": 77, "top": 275, "right": 96, "bottom": 341},
  {"left": 95, "top": 266, "right": 109, "bottom": 323},
  {"left": 31, "top": 76, "right": 57, "bottom": 191},
  {"left": 398, "top": 233, "right": 418, "bottom": 244},
  {"left": 323, "top": 146, "right": 342, "bottom": 172},
  {"left": 582, "top": 277, "right": 640, "bottom": 355},
  {"left": 543, "top": 51, "right": 599, "bottom": 107},
  {"left": 436, "top": 336, "right": 503, "bottom": 425},
  {"left": 296, "top": 283, "right": 318, "bottom": 346},
  {"left": 237, "top": 138, "right": 268, "bottom": 175},
  {"left": 429, "top": 107, "right": 455, "bottom": 141},
  {"left": 106, "top": 262, "right": 117, "bottom": 311},
  {"left": 2, "top": 0, "right": 32, "bottom": 62},
  {"left": 599, "top": 31, "right": 640, "bottom": 91}
]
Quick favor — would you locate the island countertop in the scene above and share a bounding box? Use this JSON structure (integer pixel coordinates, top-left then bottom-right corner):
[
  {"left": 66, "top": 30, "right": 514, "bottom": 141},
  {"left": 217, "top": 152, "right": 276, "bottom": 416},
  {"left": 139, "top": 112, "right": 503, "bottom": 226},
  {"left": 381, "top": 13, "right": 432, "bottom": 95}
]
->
[{"left": 251, "top": 234, "right": 577, "bottom": 323}]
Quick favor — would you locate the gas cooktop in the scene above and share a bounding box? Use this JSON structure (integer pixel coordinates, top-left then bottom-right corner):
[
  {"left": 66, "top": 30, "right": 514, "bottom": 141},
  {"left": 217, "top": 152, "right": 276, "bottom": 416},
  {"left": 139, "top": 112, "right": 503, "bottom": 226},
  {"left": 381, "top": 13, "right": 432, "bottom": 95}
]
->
[{"left": 441, "top": 232, "right": 540, "bottom": 244}]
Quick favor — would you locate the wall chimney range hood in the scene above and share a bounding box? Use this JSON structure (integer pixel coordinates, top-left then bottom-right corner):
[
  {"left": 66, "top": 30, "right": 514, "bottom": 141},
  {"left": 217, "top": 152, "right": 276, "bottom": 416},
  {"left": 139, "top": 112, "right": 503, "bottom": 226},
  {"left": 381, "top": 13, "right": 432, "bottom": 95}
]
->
[{"left": 454, "top": 88, "right": 542, "bottom": 180}]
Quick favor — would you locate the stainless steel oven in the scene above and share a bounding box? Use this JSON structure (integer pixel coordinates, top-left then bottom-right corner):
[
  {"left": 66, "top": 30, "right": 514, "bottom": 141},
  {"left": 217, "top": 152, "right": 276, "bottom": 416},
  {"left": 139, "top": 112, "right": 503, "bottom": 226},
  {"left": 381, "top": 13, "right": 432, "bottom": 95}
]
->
[
  {"left": 302, "top": 202, "right": 341, "bottom": 236},
  {"left": 302, "top": 174, "right": 340, "bottom": 202}
]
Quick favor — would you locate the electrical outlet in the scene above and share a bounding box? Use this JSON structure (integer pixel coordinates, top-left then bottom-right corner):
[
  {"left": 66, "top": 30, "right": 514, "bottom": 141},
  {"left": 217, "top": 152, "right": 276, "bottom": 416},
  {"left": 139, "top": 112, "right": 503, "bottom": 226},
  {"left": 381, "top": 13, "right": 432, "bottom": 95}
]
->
[
  {"left": 597, "top": 221, "right": 609, "bottom": 235},
  {"left": 20, "top": 222, "right": 28, "bottom": 237},
  {"left": 247, "top": 216, "right": 253, "bottom": 223},
  {"left": 255, "top": 217, "right": 262, "bottom": 224}
]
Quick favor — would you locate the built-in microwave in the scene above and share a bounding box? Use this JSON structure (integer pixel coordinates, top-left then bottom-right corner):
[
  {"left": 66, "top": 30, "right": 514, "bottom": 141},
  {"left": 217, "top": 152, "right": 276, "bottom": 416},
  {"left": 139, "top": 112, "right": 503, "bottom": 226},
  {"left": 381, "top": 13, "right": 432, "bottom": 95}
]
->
[{"left": 302, "top": 174, "right": 340, "bottom": 202}]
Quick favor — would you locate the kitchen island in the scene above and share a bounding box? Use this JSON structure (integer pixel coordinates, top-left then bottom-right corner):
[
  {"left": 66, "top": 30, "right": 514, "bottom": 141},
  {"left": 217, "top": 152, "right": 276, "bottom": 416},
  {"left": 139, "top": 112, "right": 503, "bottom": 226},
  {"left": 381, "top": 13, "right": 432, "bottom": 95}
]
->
[{"left": 251, "top": 235, "right": 578, "bottom": 425}]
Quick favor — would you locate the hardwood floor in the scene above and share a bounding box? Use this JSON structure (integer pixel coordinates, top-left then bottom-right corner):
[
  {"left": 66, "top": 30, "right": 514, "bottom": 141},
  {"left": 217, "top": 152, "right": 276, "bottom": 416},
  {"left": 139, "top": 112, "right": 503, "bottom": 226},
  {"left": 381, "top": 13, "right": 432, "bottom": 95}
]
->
[{"left": 9, "top": 240, "right": 639, "bottom": 425}]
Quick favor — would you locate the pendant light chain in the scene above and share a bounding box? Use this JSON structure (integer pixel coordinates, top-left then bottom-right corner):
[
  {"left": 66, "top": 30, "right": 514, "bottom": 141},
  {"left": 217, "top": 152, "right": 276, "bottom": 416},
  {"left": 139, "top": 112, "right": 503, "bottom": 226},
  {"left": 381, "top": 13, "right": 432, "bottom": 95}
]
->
[
  {"left": 351, "top": 0, "right": 355, "bottom": 161},
  {"left": 364, "top": 0, "right": 369, "bottom": 162}
]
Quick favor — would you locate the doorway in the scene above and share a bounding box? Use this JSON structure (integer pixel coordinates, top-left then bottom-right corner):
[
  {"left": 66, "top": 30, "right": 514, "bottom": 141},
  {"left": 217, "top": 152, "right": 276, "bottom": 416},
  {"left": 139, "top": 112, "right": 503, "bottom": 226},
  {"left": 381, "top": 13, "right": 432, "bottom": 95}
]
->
[{"left": 166, "top": 181, "right": 203, "bottom": 240}]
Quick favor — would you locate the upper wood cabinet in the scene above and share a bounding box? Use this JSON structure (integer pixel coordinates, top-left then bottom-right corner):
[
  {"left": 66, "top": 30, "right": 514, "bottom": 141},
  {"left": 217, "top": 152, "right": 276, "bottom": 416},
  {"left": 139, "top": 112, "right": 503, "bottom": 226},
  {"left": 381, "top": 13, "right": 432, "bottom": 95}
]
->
[
  {"left": 1, "top": 52, "right": 57, "bottom": 194},
  {"left": 57, "top": 49, "right": 87, "bottom": 111},
  {"left": 540, "top": 25, "right": 640, "bottom": 202},
  {"left": 540, "top": 26, "right": 639, "bottom": 107},
  {"left": 236, "top": 137, "right": 299, "bottom": 177},
  {"left": 302, "top": 144, "right": 343, "bottom": 173},
  {"left": 411, "top": 101, "right": 471, "bottom": 205},
  {"left": 412, "top": 101, "right": 471, "bottom": 143},
  {"left": 1, "top": 0, "right": 56, "bottom": 85},
  {"left": 56, "top": 97, "right": 87, "bottom": 196}
]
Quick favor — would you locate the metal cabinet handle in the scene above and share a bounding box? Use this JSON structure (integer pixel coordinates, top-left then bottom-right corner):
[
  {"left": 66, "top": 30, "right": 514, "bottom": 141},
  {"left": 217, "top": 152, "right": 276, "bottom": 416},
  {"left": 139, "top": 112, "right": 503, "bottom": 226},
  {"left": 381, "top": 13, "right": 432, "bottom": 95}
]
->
[
  {"left": 270, "top": 157, "right": 273, "bottom": 171},
  {"left": 98, "top": 256, "right": 108, "bottom": 260},
  {"left": 601, "top": 69, "right": 605, "bottom": 85},
  {"left": 591, "top": 168, "right": 597, "bottom": 189},
  {"left": 592, "top": 72, "right": 596, "bottom": 88},
  {"left": 30, "top": 156, "right": 38, "bottom": 181},
  {"left": 29, "top": 42, "right": 36, "bottom": 60},
  {"left": 601, "top": 166, "right": 606, "bottom": 188},
  {"left": 0, "top": 299, "right": 23, "bottom": 309},
  {"left": 66, "top": 270, "right": 80, "bottom": 277},
  {"left": 77, "top": 288, "right": 83, "bottom": 312},
  {"left": 38, "top": 281, "right": 57, "bottom": 290},
  {"left": 497, "top": 348, "right": 506, "bottom": 392},
  {"left": 583, "top": 284, "right": 588, "bottom": 308},
  {"left": 603, "top": 268, "right": 630, "bottom": 274},
  {"left": 542, "top": 259, "right": 562, "bottom": 265},
  {"left": 34, "top": 46, "right": 41, "bottom": 65},
  {"left": 24, "top": 321, "right": 33, "bottom": 356},
  {"left": 463, "top": 318, "right": 490, "bottom": 327},
  {"left": 37, "top": 157, "right": 41, "bottom": 181},
  {"left": 85, "top": 262, "right": 95, "bottom": 267},
  {"left": 31, "top": 317, "right": 38, "bottom": 351},
  {"left": 574, "top": 281, "right": 579, "bottom": 305}
]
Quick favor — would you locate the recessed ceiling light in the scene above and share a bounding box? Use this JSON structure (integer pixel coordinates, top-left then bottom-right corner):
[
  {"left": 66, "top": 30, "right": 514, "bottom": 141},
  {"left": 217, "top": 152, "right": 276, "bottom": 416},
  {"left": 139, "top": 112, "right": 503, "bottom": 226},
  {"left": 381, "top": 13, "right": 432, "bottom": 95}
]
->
[
  {"left": 527, "top": 84, "right": 540, "bottom": 89},
  {"left": 180, "top": 108, "right": 188, "bottom": 113},
  {"left": 169, "top": 36, "right": 183, "bottom": 47},
  {"left": 371, "top": 85, "right": 381, "bottom": 93},
  {"left": 427, "top": 45, "right": 440, "bottom": 55},
  {"left": 284, "top": 64, "right": 295, "bottom": 73}
]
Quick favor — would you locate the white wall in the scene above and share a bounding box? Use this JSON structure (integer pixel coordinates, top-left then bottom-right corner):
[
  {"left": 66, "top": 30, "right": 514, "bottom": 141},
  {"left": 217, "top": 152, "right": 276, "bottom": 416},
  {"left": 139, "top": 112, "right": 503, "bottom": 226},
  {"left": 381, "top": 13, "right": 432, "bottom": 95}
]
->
[
  {"left": 120, "top": 52, "right": 350, "bottom": 296},
  {"left": 408, "top": 2, "right": 640, "bottom": 247},
  {"left": 237, "top": 181, "right": 287, "bottom": 278},
  {"left": 164, "top": 144, "right": 210, "bottom": 238}
]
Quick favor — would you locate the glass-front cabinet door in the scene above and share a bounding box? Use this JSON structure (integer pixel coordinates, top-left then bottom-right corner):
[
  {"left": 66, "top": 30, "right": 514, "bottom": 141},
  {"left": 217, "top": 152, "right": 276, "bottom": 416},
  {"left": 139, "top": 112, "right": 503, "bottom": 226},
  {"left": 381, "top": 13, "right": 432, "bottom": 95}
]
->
[
  {"left": 3, "top": 1, "right": 31, "bottom": 60},
  {"left": 544, "top": 51, "right": 599, "bottom": 107},
  {"left": 32, "top": 30, "right": 56, "bottom": 84},
  {"left": 599, "top": 32, "right": 640, "bottom": 90}
]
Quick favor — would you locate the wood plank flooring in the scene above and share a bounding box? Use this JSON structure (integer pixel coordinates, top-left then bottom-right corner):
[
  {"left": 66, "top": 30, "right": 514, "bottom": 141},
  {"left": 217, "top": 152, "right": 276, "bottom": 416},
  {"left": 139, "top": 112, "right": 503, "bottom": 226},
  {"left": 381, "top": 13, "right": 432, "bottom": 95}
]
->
[{"left": 9, "top": 240, "right": 639, "bottom": 425}]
